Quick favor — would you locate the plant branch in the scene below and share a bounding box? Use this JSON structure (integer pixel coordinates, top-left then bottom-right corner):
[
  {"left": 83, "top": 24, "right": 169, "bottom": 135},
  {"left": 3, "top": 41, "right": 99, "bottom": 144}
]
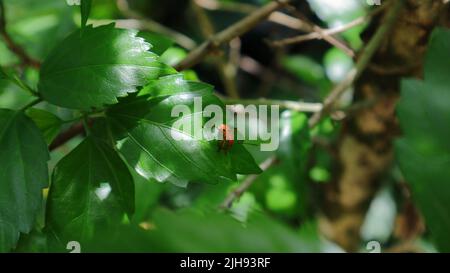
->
[
  {"left": 308, "top": 0, "right": 403, "bottom": 128},
  {"left": 49, "top": 122, "right": 85, "bottom": 151},
  {"left": 220, "top": 156, "right": 278, "bottom": 209},
  {"left": 49, "top": 114, "right": 100, "bottom": 150},
  {"left": 271, "top": 14, "right": 368, "bottom": 48},
  {"left": 195, "top": 0, "right": 260, "bottom": 14},
  {"left": 196, "top": 0, "right": 355, "bottom": 56},
  {"left": 223, "top": 97, "right": 323, "bottom": 113},
  {"left": 270, "top": 4, "right": 386, "bottom": 51},
  {"left": 191, "top": 0, "right": 240, "bottom": 98},
  {"left": 175, "top": 0, "right": 290, "bottom": 71},
  {"left": 0, "top": 0, "right": 40, "bottom": 68},
  {"left": 283, "top": 4, "right": 356, "bottom": 57}
]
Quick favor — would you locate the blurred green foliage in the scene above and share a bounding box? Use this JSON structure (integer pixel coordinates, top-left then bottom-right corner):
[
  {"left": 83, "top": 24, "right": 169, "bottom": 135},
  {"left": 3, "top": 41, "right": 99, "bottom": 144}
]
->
[{"left": 0, "top": 0, "right": 447, "bottom": 254}]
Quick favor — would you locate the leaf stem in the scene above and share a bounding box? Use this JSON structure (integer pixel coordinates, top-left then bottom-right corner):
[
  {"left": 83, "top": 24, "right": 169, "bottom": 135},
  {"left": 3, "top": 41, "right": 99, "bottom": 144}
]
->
[
  {"left": 82, "top": 116, "right": 91, "bottom": 135},
  {"left": 223, "top": 97, "right": 323, "bottom": 113},
  {"left": 1, "top": 66, "right": 40, "bottom": 97},
  {"left": 11, "top": 74, "right": 39, "bottom": 96},
  {"left": 20, "top": 98, "right": 42, "bottom": 111}
]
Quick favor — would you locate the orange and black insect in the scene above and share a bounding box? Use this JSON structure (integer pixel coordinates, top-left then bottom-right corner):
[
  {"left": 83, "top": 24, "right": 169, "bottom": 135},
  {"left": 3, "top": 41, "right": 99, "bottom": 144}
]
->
[{"left": 217, "top": 124, "right": 234, "bottom": 153}]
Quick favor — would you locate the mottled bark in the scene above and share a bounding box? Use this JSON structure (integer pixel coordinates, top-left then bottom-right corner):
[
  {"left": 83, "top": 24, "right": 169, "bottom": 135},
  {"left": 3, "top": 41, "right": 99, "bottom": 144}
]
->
[{"left": 319, "top": 0, "right": 448, "bottom": 252}]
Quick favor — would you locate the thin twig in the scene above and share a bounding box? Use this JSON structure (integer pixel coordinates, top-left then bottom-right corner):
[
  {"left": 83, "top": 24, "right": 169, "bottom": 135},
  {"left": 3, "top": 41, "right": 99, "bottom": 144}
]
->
[
  {"left": 280, "top": 4, "right": 357, "bottom": 57},
  {"left": 220, "top": 156, "right": 278, "bottom": 209},
  {"left": 195, "top": 0, "right": 259, "bottom": 14},
  {"left": 175, "top": 0, "right": 290, "bottom": 71},
  {"left": 308, "top": 0, "right": 403, "bottom": 128},
  {"left": 271, "top": 4, "right": 387, "bottom": 55},
  {"left": 0, "top": 0, "right": 40, "bottom": 68},
  {"left": 49, "top": 122, "right": 85, "bottom": 151},
  {"left": 223, "top": 97, "right": 323, "bottom": 113},
  {"left": 20, "top": 98, "right": 42, "bottom": 111},
  {"left": 1, "top": 68, "right": 39, "bottom": 96},
  {"left": 195, "top": 0, "right": 310, "bottom": 32},
  {"left": 191, "top": 0, "right": 240, "bottom": 98},
  {"left": 271, "top": 15, "right": 368, "bottom": 48},
  {"left": 49, "top": 114, "right": 102, "bottom": 150},
  {"left": 197, "top": 0, "right": 354, "bottom": 56}
]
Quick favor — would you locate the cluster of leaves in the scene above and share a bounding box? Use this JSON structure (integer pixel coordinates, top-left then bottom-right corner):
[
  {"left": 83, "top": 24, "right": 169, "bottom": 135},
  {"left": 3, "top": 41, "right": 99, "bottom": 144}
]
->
[{"left": 1, "top": 1, "right": 263, "bottom": 252}]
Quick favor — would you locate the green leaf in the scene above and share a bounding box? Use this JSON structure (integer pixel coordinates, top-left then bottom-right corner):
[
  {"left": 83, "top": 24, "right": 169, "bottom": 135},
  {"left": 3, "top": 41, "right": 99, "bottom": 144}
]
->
[
  {"left": 38, "top": 24, "right": 175, "bottom": 110},
  {"left": 80, "top": 0, "right": 92, "bottom": 29},
  {"left": 131, "top": 174, "right": 166, "bottom": 225},
  {"left": 13, "top": 229, "right": 48, "bottom": 253},
  {"left": 0, "top": 109, "right": 49, "bottom": 252},
  {"left": 424, "top": 28, "right": 450, "bottom": 89},
  {"left": 0, "top": 68, "right": 12, "bottom": 82},
  {"left": 26, "top": 108, "right": 62, "bottom": 144},
  {"left": 45, "top": 136, "right": 134, "bottom": 245},
  {"left": 282, "top": 55, "right": 328, "bottom": 85},
  {"left": 107, "top": 74, "right": 250, "bottom": 187},
  {"left": 137, "top": 32, "right": 173, "bottom": 56},
  {"left": 138, "top": 73, "right": 214, "bottom": 97},
  {"left": 229, "top": 144, "right": 262, "bottom": 174},
  {"left": 396, "top": 141, "right": 450, "bottom": 250},
  {"left": 396, "top": 28, "right": 450, "bottom": 252},
  {"left": 281, "top": 55, "right": 331, "bottom": 96},
  {"left": 160, "top": 47, "right": 187, "bottom": 66},
  {"left": 324, "top": 48, "right": 353, "bottom": 83},
  {"left": 182, "top": 70, "right": 200, "bottom": 81}
]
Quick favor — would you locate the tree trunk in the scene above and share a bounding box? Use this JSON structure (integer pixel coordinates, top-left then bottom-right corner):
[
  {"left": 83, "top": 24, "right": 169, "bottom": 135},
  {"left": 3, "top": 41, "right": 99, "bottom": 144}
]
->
[{"left": 319, "top": 0, "right": 448, "bottom": 252}]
